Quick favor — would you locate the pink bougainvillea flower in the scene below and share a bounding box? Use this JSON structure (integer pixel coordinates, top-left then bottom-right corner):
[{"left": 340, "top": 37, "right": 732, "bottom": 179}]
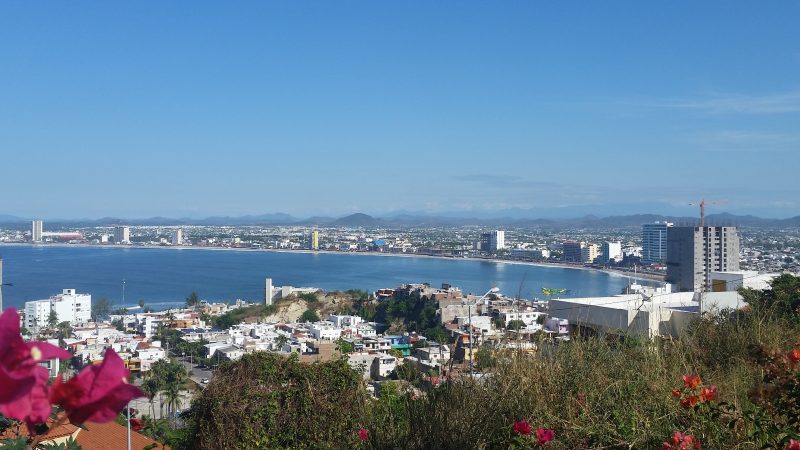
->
[
  {"left": 0, "top": 308, "right": 70, "bottom": 426},
  {"left": 357, "top": 428, "right": 369, "bottom": 442},
  {"left": 699, "top": 385, "right": 717, "bottom": 402},
  {"left": 785, "top": 439, "right": 800, "bottom": 450},
  {"left": 682, "top": 373, "right": 702, "bottom": 390},
  {"left": 671, "top": 389, "right": 682, "bottom": 398},
  {"left": 50, "top": 348, "right": 144, "bottom": 424},
  {"left": 535, "top": 427, "right": 555, "bottom": 445},
  {"left": 512, "top": 419, "right": 532, "bottom": 436}
]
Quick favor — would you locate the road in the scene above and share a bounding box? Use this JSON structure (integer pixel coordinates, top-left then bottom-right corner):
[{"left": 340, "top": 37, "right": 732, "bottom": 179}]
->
[{"left": 177, "top": 356, "right": 214, "bottom": 386}]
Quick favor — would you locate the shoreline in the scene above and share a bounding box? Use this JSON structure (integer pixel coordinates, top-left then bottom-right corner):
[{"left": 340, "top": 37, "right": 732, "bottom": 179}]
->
[{"left": 0, "top": 242, "right": 663, "bottom": 284}]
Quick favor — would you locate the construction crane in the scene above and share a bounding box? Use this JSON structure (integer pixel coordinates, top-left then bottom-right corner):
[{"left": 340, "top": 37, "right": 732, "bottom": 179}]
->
[{"left": 688, "top": 199, "right": 725, "bottom": 227}]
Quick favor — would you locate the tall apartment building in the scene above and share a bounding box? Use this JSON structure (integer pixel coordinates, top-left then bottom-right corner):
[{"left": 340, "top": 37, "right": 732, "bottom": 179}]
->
[
  {"left": 562, "top": 240, "right": 583, "bottom": 262},
  {"left": 31, "top": 220, "right": 43, "bottom": 242},
  {"left": 480, "top": 230, "right": 505, "bottom": 252},
  {"left": 666, "top": 226, "right": 740, "bottom": 292},
  {"left": 25, "top": 288, "right": 92, "bottom": 331},
  {"left": 581, "top": 243, "right": 600, "bottom": 263},
  {"left": 114, "top": 226, "right": 130, "bottom": 244},
  {"left": 172, "top": 228, "right": 183, "bottom": 245},
  {"left": 601, "top": 241, "right": 622, "bottom": 263},
  {"left": 642, "top": 222, "right": 673, "bottom": 264},
  {"left": 310, "top": 230, "right": 319, "bottom": 250}
]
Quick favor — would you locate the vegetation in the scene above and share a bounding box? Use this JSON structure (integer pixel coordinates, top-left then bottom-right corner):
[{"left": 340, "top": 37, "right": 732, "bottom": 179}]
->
[
  {"left": 91, "top": 297, "right": 112, "bottom": 321},
  {"left": 212, "top": 304, "right": 277, "bottom": 329},
  {"left": 160, "top": 275, "right": 800, "bottom": 449},
  {"left": 185, "top": 292, "right": 201, "bottom": 308},
  {"left": 299, "top": 308, "right": 320, "bottom": 323},
  {"left": 191, "top": 353, "right": 367, "bottom": 449}
]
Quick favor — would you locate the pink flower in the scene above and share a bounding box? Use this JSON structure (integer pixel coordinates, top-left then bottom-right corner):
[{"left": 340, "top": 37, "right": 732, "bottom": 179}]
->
[
  {"left": 682, "top": 373, "right": 702, "bottom": 390},
  {"left": 671, "top": 389, "right": 682, "bottom": 398},
  {"left": 535, "top": 427, "right": 555, "bottom": 445},
  {"left": 788, "top": 349, "right": 800, "bottom": 364},
  {"left": 357, "top": 428, "right": 369, "bottom": 442},
  {"left": 513, "top": 419, "right": 532, "bottom": 435},
  {"left": 786, "top": 439, "right": 800, "bottom": 450},
  {"left": 0, "top": 308, "right": 70, "bottom": 427},
  {"left": 50, "top": 348, "right": 144, "bottom": 424}
]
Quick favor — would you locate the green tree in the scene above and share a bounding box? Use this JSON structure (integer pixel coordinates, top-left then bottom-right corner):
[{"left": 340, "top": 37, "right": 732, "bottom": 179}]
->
[
  {"left": 507, "top": 320, "right": 526, "bottom": 331},
  {"left": 138, "top": 298, "right": 145, "bottom": 308},
  {"left": 299, "top": 309, "right": 320, "bottom": 323},
  {"left": 56, "top": 321, "right": 73, "bottom": 341},
  {"left": 336, "top": 338, "right": 354, "bottom": 353},
  {"left": 161, "top": 383, "right": 182, "bottom": 427},
  {"left": 47, "top": 310, "right": 59, "bottom": 329},
  {"left": 185, "top": 292, "right": 200, "bottom": 308},
  {"left": 92, "top": 297, "right": 112, "bottom": 320},
  {"left": 393, "top": 362, "right": 423, "bottom": 385}
]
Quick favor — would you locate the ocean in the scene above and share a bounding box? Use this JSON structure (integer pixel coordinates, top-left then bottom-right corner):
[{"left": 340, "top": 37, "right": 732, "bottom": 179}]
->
[{"left": 0, "top": 244, "right": 640, "bottom": 310}]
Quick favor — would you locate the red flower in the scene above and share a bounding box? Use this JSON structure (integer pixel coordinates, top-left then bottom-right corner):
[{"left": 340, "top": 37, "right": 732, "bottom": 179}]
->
[
  {"left": 663, "top": 431, "right": 701, "bottom": 450},
  {"left": 671, "top": 389, "right": 682, "bottom": 398},
  {"left": 679, "top": 395, "right": 699, "bottom": 409},
  {"left": 682, "top": 373, "right": 702, "bottom": 390},
  {"left": 785, "top": 439, "right": 800, "bottom": 450},
  {"left": 50, "top": 348, "right": 144, "bottom": 424},
  {"left": 513, "top": 419, "right": 532, "bottom": 436},
  {"left": 699, "top": 385, "right": 717, "bottom": 402},
  {"left": 130, "top": 417, "right": 144, "bottom": 432},
  {"left": 535, "top": 427, "right": 555, "bottom": 445},
  {"left": 788, "top": 349, "right": 800, "bottom": 364},
  {"left": 357, "top": 428, "right": 369, "bottom": 442},
  {"left": 0, "top": 308, "right": 70, "bottom": 427}
]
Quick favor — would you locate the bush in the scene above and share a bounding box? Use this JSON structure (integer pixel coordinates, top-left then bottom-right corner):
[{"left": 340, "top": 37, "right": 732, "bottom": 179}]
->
[{"left": 192, "top": 353, "right": 367, "bottom": 449}]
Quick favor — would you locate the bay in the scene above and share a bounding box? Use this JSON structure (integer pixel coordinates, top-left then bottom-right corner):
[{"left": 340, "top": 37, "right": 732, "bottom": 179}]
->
[{"left": 0, "top": 244, "right": 638, "bottom": 310}]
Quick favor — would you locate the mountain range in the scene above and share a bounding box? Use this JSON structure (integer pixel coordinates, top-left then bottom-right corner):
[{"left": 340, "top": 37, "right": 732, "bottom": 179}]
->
[{"left": 0, "top": 212, "right": 798, "bottom": 228}]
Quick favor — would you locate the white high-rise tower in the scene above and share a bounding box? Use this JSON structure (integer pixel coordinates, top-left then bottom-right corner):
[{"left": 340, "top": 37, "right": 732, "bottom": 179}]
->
[{"left": 31, "top": 220, "right": 43, "bottom": 242}]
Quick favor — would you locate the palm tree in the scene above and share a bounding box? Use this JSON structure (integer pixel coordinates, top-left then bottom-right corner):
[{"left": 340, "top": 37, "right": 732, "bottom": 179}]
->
[
  {"left": 275, "top": 335, "right": 289, "bottom": 351},
  {"left": 141, "top": 377, "right": 160, "bottom": 419},
  {"left": 161, "top": 384, "right": 182, "bottom": 427}
]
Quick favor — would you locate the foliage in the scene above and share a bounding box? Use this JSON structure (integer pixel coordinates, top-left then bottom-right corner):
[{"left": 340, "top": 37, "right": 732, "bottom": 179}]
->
[
  {"left": 191, "top": 352, "right": 367, "bottom": 449},
  {"left": 507, "top": 320, "right": 526, "bottom": 331},
  {"left": 212, "top": 304, "right": 277, "bottom": 329},
  {"left": 91, "top": 297, "right": 112, "bottom": 321},
  {"left": 336, "top": 338, "right": 354, "bottom": 354},
  {"left": 372, "top": 295, "right": 440, "bottom": 338},
  {"left": 185, "top": 292, "right": 200, "bottom": 308},
  {"left": 740, "top": 273, "right": 800, "bottom": 317},
  {"left": 392, "top": 363, "right": 423, "bottom": 385},
  {"left": 299, "top": 308, "right": 320, "bottom": 323}
]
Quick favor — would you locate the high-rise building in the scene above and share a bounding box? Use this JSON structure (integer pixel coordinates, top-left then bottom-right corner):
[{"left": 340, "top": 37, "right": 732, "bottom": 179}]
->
[
  {"left": 562, "top": 241, "right": 583, "bottom": 262},
  {"left": 265, "top": 278, "right": 274, "bottom": 306},
  {"left": 666, "top": 226, "right": 740, "bottom": 292},
  {"left": 642, "top": 222, "right": 673, "bottom": 264},
  {"left": 310, "top": 230, "right": 319, "bottom": 250},
  {"left": 172, "top": 228, "right": 183, "bottom": 246},
  {"left": 581, "top": 243, "right": 601, "bottom": 263},
  {"left": 114, "top": 226, "right": 130, "bottom": 244},
  {"left": 24, "top": 288, "right": 92, "bottom": 331},
  {"left": 480, "top": 230, "right": 505, "bottom": 252},
  {"left": 601, "top": 241, "right": 622, "bottom": 263},
  {"left": 31, "top": 220, "right": 43, "bottom": 242}
]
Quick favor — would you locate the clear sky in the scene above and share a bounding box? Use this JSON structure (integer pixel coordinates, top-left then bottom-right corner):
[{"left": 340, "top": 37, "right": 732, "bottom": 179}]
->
[{"left": 1, "top": 2, "right": 798, "bottom": 219}]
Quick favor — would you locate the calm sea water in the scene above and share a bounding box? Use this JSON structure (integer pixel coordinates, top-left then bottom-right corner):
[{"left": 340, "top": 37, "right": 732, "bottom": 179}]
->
[{"left": 0, "top": 244, "right": 639, "bottom": 310}]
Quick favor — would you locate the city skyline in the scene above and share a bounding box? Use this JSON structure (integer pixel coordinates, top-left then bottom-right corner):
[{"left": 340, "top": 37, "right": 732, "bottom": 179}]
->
[{"left": 1, "top": 2, "right": 798, "bottom": 218}]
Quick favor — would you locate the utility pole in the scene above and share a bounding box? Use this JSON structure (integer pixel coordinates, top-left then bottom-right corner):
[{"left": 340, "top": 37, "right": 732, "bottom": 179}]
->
[{"left": 468, "top": 304, "right": 473, "bottom": 380}]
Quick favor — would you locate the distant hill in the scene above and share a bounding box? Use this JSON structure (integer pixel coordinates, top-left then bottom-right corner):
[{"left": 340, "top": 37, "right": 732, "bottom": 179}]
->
[
  {"left": 1, "top": 211, "right": 798, "bottom": 228},
  {"left": 331, "top": 213, "right": 384, "bottom": 227}
]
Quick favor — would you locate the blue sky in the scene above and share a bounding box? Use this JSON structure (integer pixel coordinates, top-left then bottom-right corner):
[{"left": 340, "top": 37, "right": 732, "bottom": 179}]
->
[{"left": 1, "top": 2, "right": 798, "bottom": 219}]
